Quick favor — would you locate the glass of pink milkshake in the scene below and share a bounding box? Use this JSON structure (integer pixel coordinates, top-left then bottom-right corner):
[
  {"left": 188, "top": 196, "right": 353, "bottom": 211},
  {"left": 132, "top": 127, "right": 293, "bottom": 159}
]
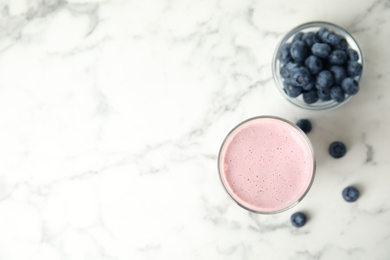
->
[{"left": 218, "top": 116, "right": 315, "bottom": 214}]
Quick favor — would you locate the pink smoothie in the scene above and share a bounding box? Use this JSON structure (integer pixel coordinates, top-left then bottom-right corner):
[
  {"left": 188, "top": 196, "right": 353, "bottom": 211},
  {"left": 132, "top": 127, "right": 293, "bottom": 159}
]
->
[{"left": 218, "top": 116, "right": 315, "bottom": 213}]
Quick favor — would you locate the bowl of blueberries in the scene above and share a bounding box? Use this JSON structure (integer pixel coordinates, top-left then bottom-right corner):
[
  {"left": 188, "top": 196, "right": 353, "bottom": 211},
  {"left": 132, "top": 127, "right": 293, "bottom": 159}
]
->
[{"left": 272, "top": 21, "right": 364, "bottom": 110}]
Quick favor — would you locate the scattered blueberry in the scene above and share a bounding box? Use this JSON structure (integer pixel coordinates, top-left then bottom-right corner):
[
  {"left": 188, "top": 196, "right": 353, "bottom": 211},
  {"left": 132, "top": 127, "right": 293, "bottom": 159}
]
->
[
  {"left": 347, "top": 61, "right": 362, "bottom": 77},
  {"left": 341, "top": 77, "right": 359, "bottom": 95},
  {"left": 284, "top": 81, "right": 302, "bottom": 98},
  {"left": 328, "top": 50, "right": 348, "bottom": 65},
  {"left": 303, "top": 89, "right": 319, "bottom": 104},
  {"left": 311, "top": 43, "right": 332, "bottom": 58},
  {"left": 330, "top": 65, "right": 347, "bottom": 84},
  {"left": 290, "top": 67, "right": 312, "bottom": 87},
  {"left": 317, "top": 88, "right": 332, "bottom": 101},
  {"left": 330, "top": 86, "right": 345, "bottom": 103},
  {"left": 277, "top": 43, "right": 293, "bottom": 64},
  {"left": 342, "top": 186, "right": 360, "bottom": 202},
  {"left": 315, "top": 70, "right": 334, "bottom": 90},
  {"left": 291, "top": 212, "right": 307, "bottom": 228},
  {"left": 305, "top": 55, "right": 323, "bottom": 74},
  {"left": 290, "top": 40, "right": 310, "bottom": 62},
  {"left": 347, "top": 49, "right": 359, "bottom": 61},
  {"left": 329, "top": 141, "right": 347, "bottom": 158},
  {"left": 296, "top": 119, "right": 312, "bottom": 133}
]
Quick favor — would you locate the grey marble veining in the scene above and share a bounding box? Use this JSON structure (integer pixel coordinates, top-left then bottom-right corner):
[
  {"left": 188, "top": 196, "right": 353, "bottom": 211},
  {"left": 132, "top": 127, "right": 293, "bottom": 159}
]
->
[{"left": 0, "top": 0, "right": 390, "bottom": 259}]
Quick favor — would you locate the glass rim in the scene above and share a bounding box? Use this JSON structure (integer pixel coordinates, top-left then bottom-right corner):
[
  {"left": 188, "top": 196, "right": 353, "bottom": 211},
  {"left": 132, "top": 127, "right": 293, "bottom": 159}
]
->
[
  {"left": 272, "top": 21, "right": 364, "bottom": 111},
  {"left": 217, "top": 115, "right": 316, "bottom": 214}
]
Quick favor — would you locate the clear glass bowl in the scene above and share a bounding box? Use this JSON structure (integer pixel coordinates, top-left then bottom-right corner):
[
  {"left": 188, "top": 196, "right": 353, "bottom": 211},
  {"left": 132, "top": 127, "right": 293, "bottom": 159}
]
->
[{"left": 272, "top": 21, "right": 364, "bottom": 111}]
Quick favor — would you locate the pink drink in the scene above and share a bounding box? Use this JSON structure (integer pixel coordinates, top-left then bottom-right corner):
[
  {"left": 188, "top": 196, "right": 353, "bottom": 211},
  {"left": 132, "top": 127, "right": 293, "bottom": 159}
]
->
[{"left": 218, "top": 116, "right": 315, "bottom": 213}]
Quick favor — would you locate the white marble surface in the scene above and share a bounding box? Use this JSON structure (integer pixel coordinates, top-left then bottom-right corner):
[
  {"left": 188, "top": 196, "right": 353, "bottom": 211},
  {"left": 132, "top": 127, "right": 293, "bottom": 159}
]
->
[{"left": 0, "top": 0, "right": 389, "bottom": 259}]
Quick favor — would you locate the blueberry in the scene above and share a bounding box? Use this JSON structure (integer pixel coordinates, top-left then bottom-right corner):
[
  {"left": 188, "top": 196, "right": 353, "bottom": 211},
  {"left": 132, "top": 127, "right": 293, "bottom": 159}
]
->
[
  {"left": 322, "top": 32, "right": 343, "bottom": 46},
  {"left": 328, "top": 50, "right": 348, "bottom": 65},
  {"left": 347, "top": 49, "right": 359, "bottom": 61},
  {"left": 283, "top": 80, "right": 302, "bottom": 98},
  {"left": 305, "top": 55, "right": 323, "bottom": 74},
  {"left": 303, "top": 89, "right": 319, "bottom": 104},
  {"left": 302, "top": 81, "right": 315, "bottom": 91},
  {"left": 277, "top": 43, "right": 293, "bottom": 64},
  {"left": 315, "top": 70, "right": 334, "bottom": 90},
  {"left": 317, "top": 27, "right": 329, "bottom": 38},
  {"left": 291, "top": 212, "right": 307, "bottom": 228},
  {"left": 334, "top": 38, "right": 348, "bottom": 50},
  {"left": 347, "top": 61, "right": 362, "bottom": 77},
  {"left": 319, "top": 30, "right": 331, "bottom": 42},
  {"left": 292, "top": 32, "right": 304, "bottom": 42},
  {"left": 290, "top": 67, "right": 312, "bottom": 87},
  {"left": 290, "top": 40, "right": 310, "bottom": 62},
  {"left": 285, "top": 61, "right": 301, "bottom": 73},
  {"left": 329, "top": 65, "right": 347, "bottom": 84},
  {"left": 341, "top": 77, "right": 359, "bottom": 95},
  {"left": 280, "top": 65, "right": 290, "bottom": 78},
  {"left": 342, "top": 186, "right": 360, "bottom": 202},
  {"left": 311, "top": 43, "right": 332, "bottom": 58},
  {"left": 330, "top": 86, "right": 345, "bottom": 103},
  {"left": 302, "top": 32, "right": 321, "bottom": 47},
  {"left": 329, "top": 141, "right": 347, "bottom": 158},
  {"left": 317, "top": 88, "right": 332, "bottom": 101},
  {"left": 328, "top": 32, "right": 340, "bottom": 42},
  {"left": 296, "top": 119, "right": 312, "bottom": 133}
]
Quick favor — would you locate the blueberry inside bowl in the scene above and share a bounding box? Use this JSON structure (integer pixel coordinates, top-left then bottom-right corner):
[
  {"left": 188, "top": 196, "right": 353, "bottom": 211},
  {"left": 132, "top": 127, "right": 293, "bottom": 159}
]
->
[{"left": 272, "top": 21, "right": 364, "bottom": 110}]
